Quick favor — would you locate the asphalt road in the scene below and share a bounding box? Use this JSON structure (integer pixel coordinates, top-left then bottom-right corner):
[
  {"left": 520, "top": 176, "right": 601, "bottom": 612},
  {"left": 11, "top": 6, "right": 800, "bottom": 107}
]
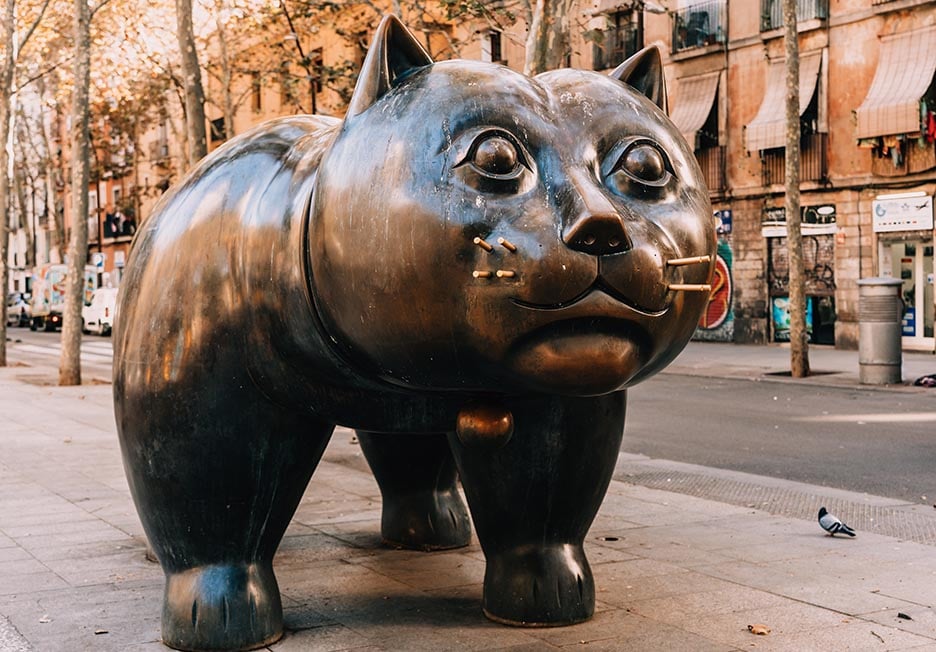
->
[
  {"left": 625, "top": 373, "right": 936, "bottom": 506},
  {"left": 5, "top": 327, "right": 934, "bottom": 506},
  {"left": 4, "top": 326, "right": 113, "bottom": 380}
]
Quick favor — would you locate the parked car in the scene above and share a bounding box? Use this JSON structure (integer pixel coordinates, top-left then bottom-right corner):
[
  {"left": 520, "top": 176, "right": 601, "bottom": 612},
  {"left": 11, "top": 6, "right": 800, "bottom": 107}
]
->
[
  {"left": 82, "top": 287, "right": 119, "bottom": 336},
  {"left": 6, "top": 292, "right": 31, "bottom": 327}
]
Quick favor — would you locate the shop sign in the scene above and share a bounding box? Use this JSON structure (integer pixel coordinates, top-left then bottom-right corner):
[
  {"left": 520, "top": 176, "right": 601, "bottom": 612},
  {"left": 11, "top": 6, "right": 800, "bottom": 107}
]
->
[
  {"left": 714, "top": 209, "right": 732, "bottom": 234},
  {"left": 872, "top": 192, "right": 934, "bottom": 233},
  {"left": 761, "top": 204, "right": 837, "bottom": 237}
]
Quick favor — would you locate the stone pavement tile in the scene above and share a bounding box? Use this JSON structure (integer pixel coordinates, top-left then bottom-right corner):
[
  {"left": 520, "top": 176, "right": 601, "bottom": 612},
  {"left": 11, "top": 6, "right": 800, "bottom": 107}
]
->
[
  {"left": 0, "top": 558, "right": 48, "bottom": 576},
  {"left": 0, "top": 546, "right": 31, "bottom": 563},
  {"left": 859, "top": 606, "right": 936, "bottom": 640},
  {"left": 271, "top": 623, "right": 373, "bottom": 651},
  {"left": 275, "top": 531, "right": 373, "bottom": 566},
  {"left": 22, "top": 537, "right": 139, "bottom": 564},
  {"left": 617, "top": 538, "right": 738, "bottom": 567},
  {"left": 752, "top": 619, "right": 934, "bottom": 650},
  {"left": 637, "top": 598, "right": 850, "bottom": 648},
  {"left": 348, "top": 550, "right": 486, "bottom": 591},
  {"left": 556, "top": 619, "right": 739, "bottom": 651},
  {"left": 597, "top": 564, "right": 738, "bottom": 606},
  {"left": 627, "top": 585, "right": 791, "bottom": 620},
  {"left": 0, "top": 570, "right": 69, "bottom": 596},
  {"left": 582, "top": 539, "right": 641, "bottom": 565},
  {"left": 521, "top": 605, "right": 648, "bottom": 647},
  {"left": 1, "top": 582, "right": 163, "bottom": 650},
  {"left": 13, "top": 526, "right": 137, "bottom": 557},
  {"left": 1, "top": 514, "right": 122, "bottom": 539},
  {"left": 697, "top": 558, "right": 923, "bottom": 615},
  {"left": 42, "top": 548, "right": 161, "bottom": 586},
  {"left": 277, "top": 556, "right": 420, "bottom": 606},
  {"left": 488, "top": 644, "right": 561, "bottom": 651},
  {"left": 318, "top": 587, "right": 547, "bottom": 652}
]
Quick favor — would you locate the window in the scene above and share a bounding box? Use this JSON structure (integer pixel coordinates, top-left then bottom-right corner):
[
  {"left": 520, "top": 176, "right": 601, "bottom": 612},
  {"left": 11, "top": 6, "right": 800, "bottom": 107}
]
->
[
  {"left": 672, "top": 0, "right": 726, "bottom": 53},
  {"left": 761, "top": 0, "right": 828, "bottom": 32},
  {"left": 481, "top": 31, "right": 503, "bottom": 64},
  {"left": 310, "top": 48, "right": 323, "bottom": 94},
  {"left": 592, "top": 11, "right": 640, "bottom": 71},
  {"left": 210, "top": 117, "right": 226, "bottom": 143},
  {"left": 251, "top": 73, "right": 262, "bottom": 112}
]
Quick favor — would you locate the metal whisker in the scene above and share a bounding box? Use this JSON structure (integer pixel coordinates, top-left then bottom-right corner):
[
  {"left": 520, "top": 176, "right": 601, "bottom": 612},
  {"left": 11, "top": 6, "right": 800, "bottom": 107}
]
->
[
  {"left": 496, "top": 270, "right": 516, "bottom": 278},
  {"left": 666, "top": 255, "right": 711, "bottom": 267},
  {"left": 668, "top": 284, "right": 712, "bottom": 292},
  {"left": 473, "top": 237, "right": 494, "bottom": 252},
  {"left": 472, "top": 270, "right": 493, "bottom": 279},
  {"left": 497, "top": 237, "right": 518, "bottom": 253}
]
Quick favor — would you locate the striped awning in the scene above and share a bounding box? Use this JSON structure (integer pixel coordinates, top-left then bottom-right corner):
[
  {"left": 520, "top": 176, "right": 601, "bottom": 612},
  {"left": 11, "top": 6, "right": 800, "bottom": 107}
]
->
[
  {"left": 855, "top": 26, "right": 936, "bottom": 139},
  {"left": 745, "top": 51, "right": 822, "bottom": 152},
  {"left": 670, "top": 72, "right": 720, "bottom": 148}
]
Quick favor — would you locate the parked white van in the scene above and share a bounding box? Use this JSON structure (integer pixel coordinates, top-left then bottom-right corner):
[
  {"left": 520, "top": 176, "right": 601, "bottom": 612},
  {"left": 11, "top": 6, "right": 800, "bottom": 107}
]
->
[{"left": 82, "top": 287, "right": 119, "bottom": 336}]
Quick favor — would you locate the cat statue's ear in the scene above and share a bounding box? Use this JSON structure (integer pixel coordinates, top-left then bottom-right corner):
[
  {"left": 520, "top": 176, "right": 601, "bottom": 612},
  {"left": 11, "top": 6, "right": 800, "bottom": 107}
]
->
[
  {"left": 609, "top": 46, "right": 668, "bottom": 114},
  {"left": 346, "top": 15, "right": 434, "bottom": 117}
]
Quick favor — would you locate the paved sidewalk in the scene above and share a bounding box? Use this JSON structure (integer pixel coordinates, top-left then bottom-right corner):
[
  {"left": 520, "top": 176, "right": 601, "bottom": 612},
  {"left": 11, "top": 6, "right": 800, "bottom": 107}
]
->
[{"left": 1, "top": 344, "right": 936, "bottom": 651}]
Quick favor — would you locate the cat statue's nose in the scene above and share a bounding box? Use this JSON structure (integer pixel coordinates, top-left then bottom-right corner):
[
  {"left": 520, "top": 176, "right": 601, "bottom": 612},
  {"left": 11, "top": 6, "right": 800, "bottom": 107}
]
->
[{"left": 562, "top": 212, "right": 631, "bottom": 256}]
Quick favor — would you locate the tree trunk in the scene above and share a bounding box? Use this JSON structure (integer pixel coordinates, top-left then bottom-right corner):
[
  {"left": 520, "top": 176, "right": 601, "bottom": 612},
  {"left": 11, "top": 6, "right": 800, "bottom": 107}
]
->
[
  {"left": 0, "top": 0, "right": 17, "bottom": 367},
  {"left": 523, "top": 0, "right": 572, "bottom": 76},
  {"left": 37, "top": 78, "right": 65, "bottom": 262},
  {"left": 177, "top": 0, "right": 207, "bottom": 166},
  {"left": 60, "top": 0, "right": 91, "bottom": 386},
  {"left": 783, "top": 0, "right": 809, "bottom": 377},
  {"left": 215, "top": 5, "right": 235, "bottom": 139}
]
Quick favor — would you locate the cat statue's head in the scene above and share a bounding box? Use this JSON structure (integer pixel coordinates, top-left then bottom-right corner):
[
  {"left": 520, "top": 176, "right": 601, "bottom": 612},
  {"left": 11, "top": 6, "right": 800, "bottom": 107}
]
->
[{"left": 308, "top": 15, "right": 715, "bottom": 396}]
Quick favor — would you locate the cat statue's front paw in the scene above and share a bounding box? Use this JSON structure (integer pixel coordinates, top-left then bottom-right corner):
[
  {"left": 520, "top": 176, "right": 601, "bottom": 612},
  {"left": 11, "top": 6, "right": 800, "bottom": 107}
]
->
[
  {"left": 162, "top": 563, "right": 282, "bottom": 651},
  {"left": 482, "top": 543, "right": 594, "bottom": 626}
]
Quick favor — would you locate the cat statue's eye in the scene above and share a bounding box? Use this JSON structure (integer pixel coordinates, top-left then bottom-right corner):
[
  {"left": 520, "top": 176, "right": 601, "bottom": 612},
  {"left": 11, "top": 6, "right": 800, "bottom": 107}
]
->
[
  {"left": 602, "top": 138, "right": 673, "bottom": 198},
  {"left": 473, "top": 136, "right": 519, "bottom": 176},
  {"left": 620, "top": 143, "right": 666, "bottom": 183},
  {"left": 451, "top": 128, "right": 535, "bottom": 194}
]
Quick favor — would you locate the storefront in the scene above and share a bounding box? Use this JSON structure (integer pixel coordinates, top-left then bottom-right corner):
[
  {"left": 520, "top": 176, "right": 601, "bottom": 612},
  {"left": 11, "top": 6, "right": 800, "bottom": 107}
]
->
[
  {"left": 763, "top": 204, "right": 838, "bottom": 345},
  {"left": 874, "top": 191, "right": 935, "bottom": 351}
]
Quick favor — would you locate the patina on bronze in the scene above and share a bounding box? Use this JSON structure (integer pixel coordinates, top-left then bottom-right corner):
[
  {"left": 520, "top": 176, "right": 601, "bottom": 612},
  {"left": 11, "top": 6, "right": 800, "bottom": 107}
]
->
[{"left": 114, "top": 15, "right": 715, "bottom": 651}]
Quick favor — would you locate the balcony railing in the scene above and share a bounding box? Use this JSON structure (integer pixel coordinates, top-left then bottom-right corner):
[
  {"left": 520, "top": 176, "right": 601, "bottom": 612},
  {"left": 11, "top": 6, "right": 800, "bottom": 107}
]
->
[
  {"left": 672, "top": 0, "right": 726, "bottom": 53},
  {"left": 761, "top": 0, "right": 828, "bottom": 31},
  {"left": 592, "top": 24, "right": 640, "bottom": 70},
  {"left": 761, "top": 133, "right": 827, "bottom": 186},
  {"left": 696, "top": 146, "right": 726, "bottom": 194}
]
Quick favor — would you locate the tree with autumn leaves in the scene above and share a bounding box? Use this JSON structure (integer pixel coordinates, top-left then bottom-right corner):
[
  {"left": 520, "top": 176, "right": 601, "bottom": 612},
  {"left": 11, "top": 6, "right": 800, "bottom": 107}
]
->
[{"left": 2, "top": 0, "right": 578, "bottom": 380}]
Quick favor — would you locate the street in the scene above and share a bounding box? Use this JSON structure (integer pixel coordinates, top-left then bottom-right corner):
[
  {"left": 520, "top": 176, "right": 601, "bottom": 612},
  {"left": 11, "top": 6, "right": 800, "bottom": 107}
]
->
[
  {"left": 4, "top": 327, "right": 113, "bottom": 381},
  {"left": 5, "top": 329, "right": 935, "bottom": 506},
  {"left": 626, "top": 373, "right": 936, "bottom": 506}
]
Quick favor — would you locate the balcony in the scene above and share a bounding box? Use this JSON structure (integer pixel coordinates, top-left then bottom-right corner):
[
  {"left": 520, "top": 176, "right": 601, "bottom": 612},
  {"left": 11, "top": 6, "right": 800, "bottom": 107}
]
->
[
  {"left": 696, "top": 146, "right": 726, "bottom": 194},
  {"left": 761, "top": 0, "right": 828, "bottom": 32},
  {"left": 761, "top": 133, "right": 827, "bottom": 186},
  {"left": 592, "top": 23, "right": 640, "bottom": 70},
  {"left": 672, "top": 0, "right": 726, "bottom": 53}
]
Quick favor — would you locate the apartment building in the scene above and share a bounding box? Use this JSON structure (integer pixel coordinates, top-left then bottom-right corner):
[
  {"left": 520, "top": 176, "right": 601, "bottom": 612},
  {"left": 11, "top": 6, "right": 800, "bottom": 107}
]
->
[
  {"left": 39, "top": 0, "right": 933, "bottom": 353},
  {"left": 588, "top": 0, "right": 934, "bottom": 351}
]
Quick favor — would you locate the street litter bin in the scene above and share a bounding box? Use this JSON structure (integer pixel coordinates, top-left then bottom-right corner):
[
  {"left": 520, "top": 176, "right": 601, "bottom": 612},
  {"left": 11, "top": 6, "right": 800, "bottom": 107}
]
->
[{"left": 857, "top": 277, "right": 903, "bottom": 384}]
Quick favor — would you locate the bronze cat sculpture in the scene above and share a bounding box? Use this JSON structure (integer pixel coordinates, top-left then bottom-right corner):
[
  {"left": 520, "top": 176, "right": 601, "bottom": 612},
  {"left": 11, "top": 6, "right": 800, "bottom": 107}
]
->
[{"left": 114, "top": 15, "right": 715, "bottom": 651}]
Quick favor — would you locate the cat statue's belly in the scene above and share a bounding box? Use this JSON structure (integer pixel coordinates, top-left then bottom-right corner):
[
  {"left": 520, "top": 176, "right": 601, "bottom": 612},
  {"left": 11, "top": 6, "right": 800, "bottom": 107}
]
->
[{"left": 114, "top": 16, "right": 714, "bottom": 652}]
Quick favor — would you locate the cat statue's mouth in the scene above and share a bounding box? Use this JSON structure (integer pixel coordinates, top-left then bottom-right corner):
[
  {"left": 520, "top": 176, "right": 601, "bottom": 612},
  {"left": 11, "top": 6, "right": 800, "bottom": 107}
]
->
[{"left": 511, "top": 275, "right": 666, "bottom": 316}]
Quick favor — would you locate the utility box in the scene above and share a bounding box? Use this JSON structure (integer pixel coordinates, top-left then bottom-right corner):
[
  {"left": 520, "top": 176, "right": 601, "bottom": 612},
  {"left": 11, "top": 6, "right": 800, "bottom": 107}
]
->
[{"left": 857, "top": 277, "right": 903, "bottom": 384}]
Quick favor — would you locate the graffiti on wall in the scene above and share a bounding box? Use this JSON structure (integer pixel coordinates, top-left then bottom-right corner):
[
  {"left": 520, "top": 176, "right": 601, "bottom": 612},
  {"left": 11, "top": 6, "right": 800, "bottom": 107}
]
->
[
  {"left": 767, "top": 234, "right": 836, "bottom": 296},
  {"left": 694, "top": 234, "right": 734, "bottom": 342}
]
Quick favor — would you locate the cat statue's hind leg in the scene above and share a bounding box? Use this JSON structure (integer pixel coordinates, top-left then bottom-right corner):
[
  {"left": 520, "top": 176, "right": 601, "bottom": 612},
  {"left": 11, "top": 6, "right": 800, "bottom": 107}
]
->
[
  {"left": 357, "top": 431, "right": 472, "bottom": 550},
  {"left": 448, "top": 393, "right": 626, "bottom": 626}
]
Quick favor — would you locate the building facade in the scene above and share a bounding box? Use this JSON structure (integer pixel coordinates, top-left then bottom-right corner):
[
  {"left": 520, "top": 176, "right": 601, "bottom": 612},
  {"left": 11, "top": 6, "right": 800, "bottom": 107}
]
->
[{"left": 609, "top": 0, "right": 936, "bottom": 351}]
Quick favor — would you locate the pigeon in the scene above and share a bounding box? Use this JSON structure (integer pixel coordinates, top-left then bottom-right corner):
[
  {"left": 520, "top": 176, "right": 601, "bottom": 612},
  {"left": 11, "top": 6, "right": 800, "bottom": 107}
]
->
[{"left": 818, "top": 507, "right": 856, "bottom": 537}]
